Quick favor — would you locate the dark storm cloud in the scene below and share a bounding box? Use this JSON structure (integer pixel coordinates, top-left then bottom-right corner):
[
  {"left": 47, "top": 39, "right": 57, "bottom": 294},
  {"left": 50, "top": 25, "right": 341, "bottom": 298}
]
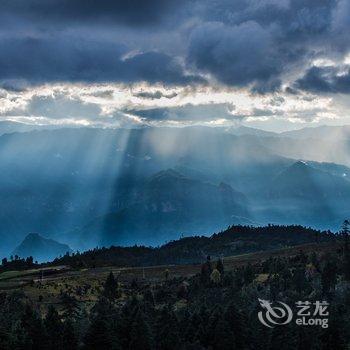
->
[
  {"left": 1, "top": 0, "right": 350, "bottom": 93},
  {"left": 200, "top": 0, "right": 335, "bottom": 40},
  {"left": 295, "top": 66, "right": 350, "bottom": 93},
  {"left": 0, "top": 0, "right": 183, "bottom": 26},
  {"left": 186, "top": 0, "right": 344, "bottom": 92},
  {"left": 0, "top": 36, "right": 125, "bottom": 83},
  {"left": 188, "top": 21, "right": 282, "bottom": 91},
  {"left": 128, "top": 103, "right": 236, "bottom": 122},
  {"left": 133, "top": 91, "right": 178, "bottom": 100},
  {"left": 0, "top": 36, "right": 201, "bottom": 85}
]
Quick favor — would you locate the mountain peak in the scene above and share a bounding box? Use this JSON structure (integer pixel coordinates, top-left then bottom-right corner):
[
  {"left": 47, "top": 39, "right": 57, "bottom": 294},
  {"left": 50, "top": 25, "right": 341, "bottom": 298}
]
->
[
  {"left": 218, "top": 181, "right": 234, "bottom": 192},
  {"left": 276, "top": 161, "right": 316, "bottom": 183},
  {"left": 12, "top": 233, "right": 72, "bottom": 263},
  {"left": 149, "top": 169, "right": 187, "bottom": 184},
  {"left": 154, "top": 168, "right": 183, "bottom": 178},
  {"left": 25, "top": 232, "right": 41, "bottom": 240},
  {"left": 290, "top": 160, "right": 309, "bottom": 170},
  {"left": 225, "top": 125, "right": 276, "bottom": 137}
]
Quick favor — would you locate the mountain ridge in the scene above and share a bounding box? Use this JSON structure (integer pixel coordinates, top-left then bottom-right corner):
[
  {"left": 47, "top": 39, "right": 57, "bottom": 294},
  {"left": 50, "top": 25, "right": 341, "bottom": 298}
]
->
[
  {"left": 12, "top": 233, "right": 72, "bottom": 262},
  {"left": 0, "top": 126, "right": 350, "bottom": 255}
]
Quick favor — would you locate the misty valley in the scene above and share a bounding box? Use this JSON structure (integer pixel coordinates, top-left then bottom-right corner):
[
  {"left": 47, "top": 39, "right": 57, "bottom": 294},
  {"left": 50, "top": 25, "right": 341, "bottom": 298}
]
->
[
  {"left": 2, "top": 124, "right": 350, "bottom": 260},
  {"left": 2, "top": 125, "right": 349, "bottom": 350}
]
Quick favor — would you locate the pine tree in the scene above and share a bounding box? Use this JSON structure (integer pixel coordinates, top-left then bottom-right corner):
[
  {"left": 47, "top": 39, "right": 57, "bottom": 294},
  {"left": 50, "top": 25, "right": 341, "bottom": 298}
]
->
[
  {"left": 210, "top": 269, "right": 221, "bottom": 285},
  {"left": 204, "top": 307, "right": 222, "bottom": 347},
  {"left": 62, "top": 318, "right": 79, "bottom": 350},
  {"left": 44, "top": 305, "right": 63, "bottom": 350},
  {"left": 85, "top": 296, "right": 119, "bottom": 349},
  {"left": 84, "top": 317, "right": 114, "bottom": 350},
  {"left": 292, "top": 268, "right": 309, "bottom": 294},
  {"left": 200, "top": 256, "right": 213, "bottom": 284},
  {"left": 155, "top": 305, "right": 180, "bottom": 350},
  {"left": 216, "top": 259, "right": 224, "bottom": 275},
  {"left": 344, "top": 249, "right": 350, "bottom": 282},
  {"left": 341, "top": 220, "right": 350, "bottom": 252},
  {"left": 103, "top": 271, "right": 119, "bottom": 301},
  {"left": 341, "top": 220, "right": 350, "bottom": 281},
  {"left": 296, "top": 326, "right": 321, "bottom": 350},
  {"left": 212, "top": 317, "right": 235, "bottom": 350},
  {"left": 21, "top": 303, "right": 47, "bottom": 350},
  {"left": 224, "top": 302, "right": 249, "bottom": 349},
  {"left": 321, "top": 259, "right": 338, "bottom": 295},
  {"left": 164, "top": 269, "right": 170, "bottom": 281},
  {"left": 321, "top": 307, "right": 347, "bottom": 350},
  {"left": 252, "top": 321, "right": 271, "bottom": 350},
  {"left": 117, "top": 298, "right": 140, "bottom": 349},
  {"left": 270, "top": 325, "right": 297, "bottom": 350},
  {"left": 7, "top": 320, "right": 27, "bottom": 350},
  {"left": 61, "top": 293, "right": 80, "bottom": 320},
  {"left": 243, "top": 264, "right": 255, "bottom": 284},
  {"left": 128, "top": 309, "right": 152, "bottom": 350},
  {"left": 185, "top": 311, "right": 202, "bottom": 344}
]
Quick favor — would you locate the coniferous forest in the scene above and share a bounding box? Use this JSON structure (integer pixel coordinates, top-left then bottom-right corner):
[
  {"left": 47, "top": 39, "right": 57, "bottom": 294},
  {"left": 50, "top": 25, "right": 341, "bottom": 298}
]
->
[{"left": 0, "top": 224, "right": 349, "bottom": 350}]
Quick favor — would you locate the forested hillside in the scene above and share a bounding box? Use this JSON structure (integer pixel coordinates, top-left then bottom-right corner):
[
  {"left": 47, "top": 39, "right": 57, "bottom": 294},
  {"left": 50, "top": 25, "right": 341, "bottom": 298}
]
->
[
  {"left": 52, "top": 225, "right": 334, "bottom": 268},
  {"left": 0, "top": 228, "right": 348, "bottom": 349}
]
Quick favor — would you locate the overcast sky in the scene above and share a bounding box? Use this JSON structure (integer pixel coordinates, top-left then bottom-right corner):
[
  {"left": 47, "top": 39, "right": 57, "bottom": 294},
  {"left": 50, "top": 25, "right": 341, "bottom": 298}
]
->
[{"left": 1, "top": 0, "right": 350, "bottom": 132}]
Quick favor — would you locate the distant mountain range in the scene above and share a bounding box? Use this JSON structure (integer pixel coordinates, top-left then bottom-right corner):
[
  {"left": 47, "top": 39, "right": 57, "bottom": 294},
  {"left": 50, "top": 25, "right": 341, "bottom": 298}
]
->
[
  {"left": 262, "top": 161, "right": 350, "bottom": 227},
  {"left": 270, "top": 161, "right": 350, "bottom": 201},
  {"left": 71, "top": 169, "right": 252, "bottom": 248},
  {"left": 0, "top": 121, "right": 49, "bottom": 136},
  {"left": 225, "top": 125, "right": 277, "bottom": 138},
  {"left": 0, "top": 125, "right": 350, "bottom": 256},
  {"left": 12, "top": 233, "right": 72, "bottom": 262},
  {"left": 54, "top": 224, "right": 334, "bottom": 267},
  {"left": 281, "top": 125, "right": 350, "bottom": 140}
]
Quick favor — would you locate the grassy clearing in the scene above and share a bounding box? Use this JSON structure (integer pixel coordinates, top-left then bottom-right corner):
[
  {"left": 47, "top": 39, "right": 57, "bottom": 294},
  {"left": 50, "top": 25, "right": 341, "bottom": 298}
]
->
[
  {"left": 0, "top": 269, "right": 41, "bottom": 281},
  {"left": 0, "top": 242, "right": 338, "bottom": 314}
]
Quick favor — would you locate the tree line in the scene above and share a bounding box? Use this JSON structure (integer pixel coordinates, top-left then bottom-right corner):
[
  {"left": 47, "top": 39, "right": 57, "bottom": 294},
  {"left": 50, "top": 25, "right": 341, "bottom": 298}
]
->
[{"left": 0, "top": 226, "right": 348, "bottom": 349}]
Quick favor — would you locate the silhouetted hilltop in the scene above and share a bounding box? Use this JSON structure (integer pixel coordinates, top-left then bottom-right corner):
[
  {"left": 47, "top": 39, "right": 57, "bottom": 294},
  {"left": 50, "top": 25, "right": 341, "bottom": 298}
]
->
[
  {"left": 12, "top": 233, "right": 72, "bottom": 262},
  {"left": 53, "top": 224, "right": 334, "bottom": 268},
  {"left": 72, "top": 168, "right": 250, "bottom": 248},
  {"left": 270, "top": 161, "right": 350, "bottom": 201}
]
